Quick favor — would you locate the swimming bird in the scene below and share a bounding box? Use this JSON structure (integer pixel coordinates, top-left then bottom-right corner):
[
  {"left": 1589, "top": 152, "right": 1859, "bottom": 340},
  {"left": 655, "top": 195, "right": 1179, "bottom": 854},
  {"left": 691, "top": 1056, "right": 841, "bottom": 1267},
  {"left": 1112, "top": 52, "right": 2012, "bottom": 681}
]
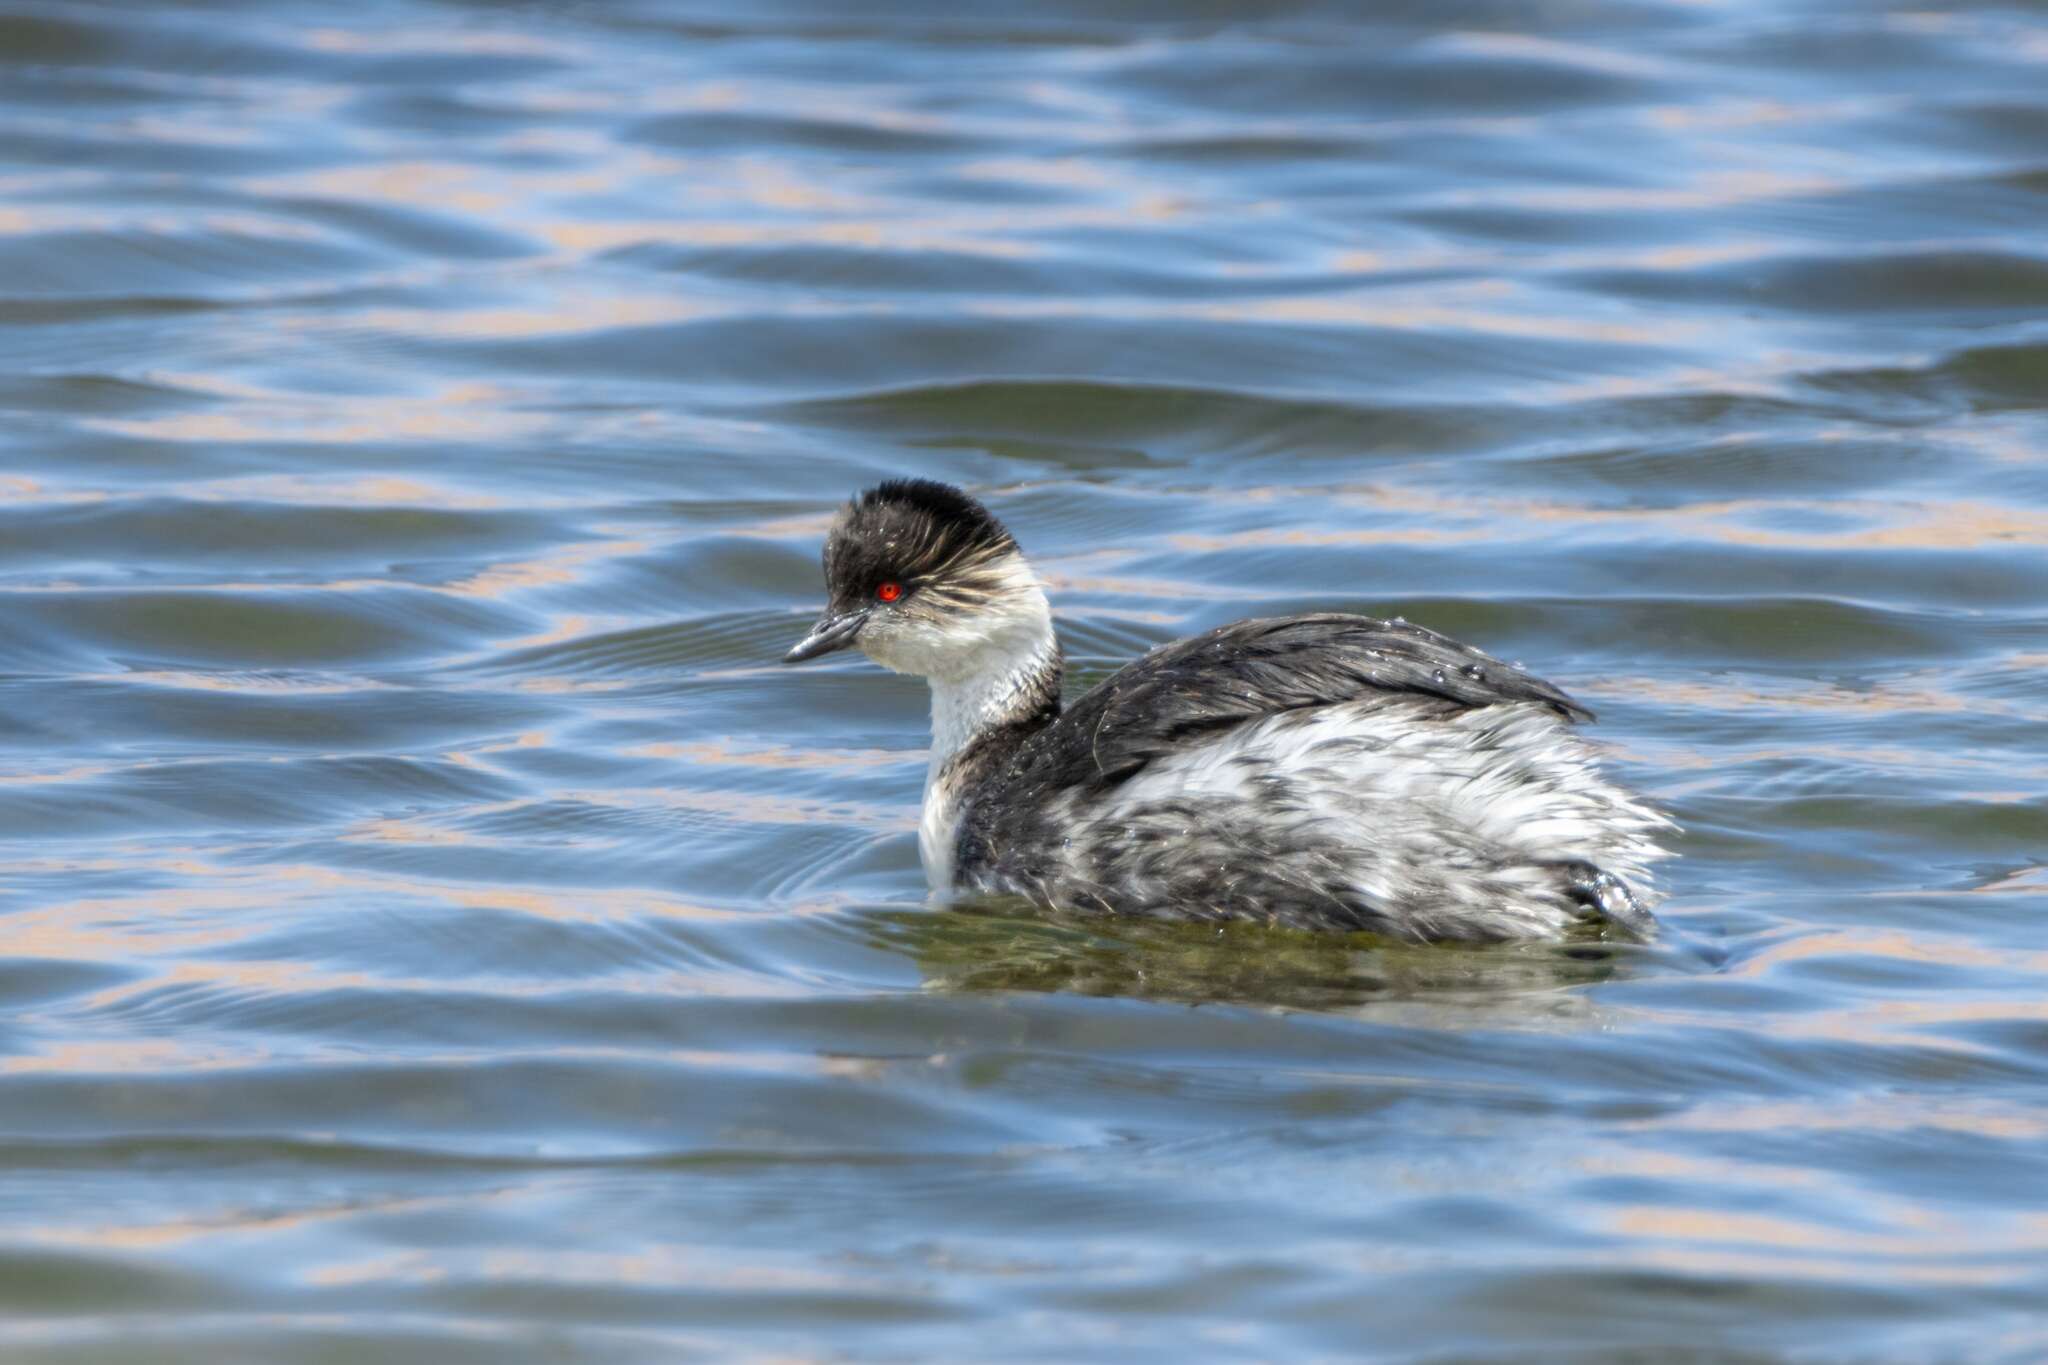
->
[{"left": 784, "top": 479, "right": 1672, "bottom": 941}]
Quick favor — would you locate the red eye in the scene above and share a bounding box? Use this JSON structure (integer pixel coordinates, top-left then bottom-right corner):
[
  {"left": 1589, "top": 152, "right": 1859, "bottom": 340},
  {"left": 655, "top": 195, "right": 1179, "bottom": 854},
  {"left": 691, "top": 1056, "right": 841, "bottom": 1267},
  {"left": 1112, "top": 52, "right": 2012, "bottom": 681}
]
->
[{"left": 876, "top": 581, "right": 902, "bottom": 603}]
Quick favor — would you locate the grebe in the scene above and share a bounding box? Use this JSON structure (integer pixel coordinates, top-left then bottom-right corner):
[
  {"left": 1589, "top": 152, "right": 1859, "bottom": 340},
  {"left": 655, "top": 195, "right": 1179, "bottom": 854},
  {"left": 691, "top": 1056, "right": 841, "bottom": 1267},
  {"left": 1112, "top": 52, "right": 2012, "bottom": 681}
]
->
[{"left": 784, "top": 479, "right": 1672, "bottom": 941}]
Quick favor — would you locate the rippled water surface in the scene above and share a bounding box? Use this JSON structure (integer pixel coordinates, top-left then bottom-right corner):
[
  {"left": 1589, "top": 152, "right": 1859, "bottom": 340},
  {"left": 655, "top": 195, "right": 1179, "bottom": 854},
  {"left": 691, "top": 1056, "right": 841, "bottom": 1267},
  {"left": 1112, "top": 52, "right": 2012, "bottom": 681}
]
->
[{"left": 3, "top": 1, "right": 2047, "bottom": 1358}]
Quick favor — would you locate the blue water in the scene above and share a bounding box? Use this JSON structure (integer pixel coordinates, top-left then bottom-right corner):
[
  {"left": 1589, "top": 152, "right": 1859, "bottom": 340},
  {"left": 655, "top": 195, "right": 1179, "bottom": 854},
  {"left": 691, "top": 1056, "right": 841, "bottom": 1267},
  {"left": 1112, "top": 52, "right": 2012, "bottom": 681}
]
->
[{"left": 2, "top": 1, "right": 2046, "bottom": 1359}]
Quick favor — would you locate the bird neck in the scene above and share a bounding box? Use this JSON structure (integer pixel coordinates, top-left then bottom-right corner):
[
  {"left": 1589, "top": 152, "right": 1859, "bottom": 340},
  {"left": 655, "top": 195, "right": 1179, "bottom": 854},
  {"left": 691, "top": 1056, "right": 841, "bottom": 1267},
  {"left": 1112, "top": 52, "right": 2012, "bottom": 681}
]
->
[
  {"left": 917, "top": 611, "right": 1062, "bottom": 891},
  {"left": 926, "top": 621, "right": 1063, "bottom": 773}
]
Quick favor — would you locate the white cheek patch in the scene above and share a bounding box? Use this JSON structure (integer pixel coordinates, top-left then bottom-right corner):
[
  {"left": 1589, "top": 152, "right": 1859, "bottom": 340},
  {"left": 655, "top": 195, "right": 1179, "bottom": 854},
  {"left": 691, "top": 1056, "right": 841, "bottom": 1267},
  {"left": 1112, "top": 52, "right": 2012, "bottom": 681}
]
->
[{"left": 861, "top": 550, "right": 1049, "bottom": 684}]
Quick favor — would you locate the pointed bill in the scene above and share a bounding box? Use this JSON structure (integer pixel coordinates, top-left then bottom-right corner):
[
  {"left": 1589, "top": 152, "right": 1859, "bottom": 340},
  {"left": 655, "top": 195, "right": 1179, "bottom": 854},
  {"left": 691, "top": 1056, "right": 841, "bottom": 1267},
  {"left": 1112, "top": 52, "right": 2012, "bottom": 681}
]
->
[{"left": 783, "top": 607, "right": 868, "bottom": 664}]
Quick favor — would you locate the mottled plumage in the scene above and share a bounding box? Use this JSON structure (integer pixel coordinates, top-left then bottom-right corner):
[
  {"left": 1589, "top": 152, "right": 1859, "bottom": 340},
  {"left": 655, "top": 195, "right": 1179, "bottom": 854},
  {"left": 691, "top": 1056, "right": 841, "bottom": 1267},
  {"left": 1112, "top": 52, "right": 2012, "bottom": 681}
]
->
[{"left": 785, "top": 481, "right": 1673, "bottom": 941}]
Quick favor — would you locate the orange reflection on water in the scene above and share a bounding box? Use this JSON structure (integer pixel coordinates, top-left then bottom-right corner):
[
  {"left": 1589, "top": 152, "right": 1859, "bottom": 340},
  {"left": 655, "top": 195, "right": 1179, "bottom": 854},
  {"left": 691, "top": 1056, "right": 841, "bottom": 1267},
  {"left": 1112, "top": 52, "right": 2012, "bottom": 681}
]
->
[
  {"left": 1628, "top": 1092, "right": 2048, "bottom": 1141},
  {"left": 962, "top": 288, "right": 1706, "bottom": 347},
  {"left": 1642, "top": 94, "right": 1884, "bottom": 134},
  {"left": 444, "top": 534, "right": 647, "bottom": 599},
  {"left": 0, "top": 1038, "right": 239, "bottom": 1077},
  {"left": 1315, "top": 481, "right": 2048, "bottom": 552},
  {"left": 1577, "top": 1146, "right": 1829, "bottom": 1192},
  {"left": 1437, "top": 30, "right": 1676, "bottom": 79},
  {"left": 310, "top": 1244, "right": 871, "bottom": 1292},
  {"left": 1966, "top": 866, "right": 2046, "bottom": 896},
  {"left": 0, "top": 760, "right": 119, "bottom": 787},
  {"left": 89, "top": 384, "right": 555, "bottom": 447},
  {"left": 541, "top": 216, "right": 1038, "bottom": 259},
  {"left": 302, "top": 25, "right": 564, "bottom": 56},
  {"left": 1201, "top": 292, "right": 1693, "bottom": 346},
  {"left": 23, "top": 1191, "right": 449, "bottom": 1254},
  {"left": 345, "top": 292, "right": 713, "bottom": 341},
  {"left": 0, "top": 896, "right": 258, "bottom": 962},
  {"left": 623, "top": 739, "right": 904, "bottom": 771},
  {"left": 0, "top": 850, "right": 750, "bottom": 947},
  {"left": 507, "top": 677, "right": 637, "bottom": 694},
  {"left": 183, "top": 471, "right": 507, "bottom": 509},
  {"left": 103, "top": 670, "right": 401, "bottom": 696},
  {"left": 1610, "top": 1241, "right": 2017, "bottom": 1287},
  {"left": 1495, "top": 168, "right": 1844, "bottom": 215},
  {"left": 1582, "top": 670, "right": 2043, "bottom": 723},
  {"left": 957, "top": 155, "right": 1120, "bottom": 191},
  {"left": 1725, "top": 926, "right": 2048, "bottom": 978},
  {"left": 1611, "top": 1205, "right": 1947, "bottom": 1257}
]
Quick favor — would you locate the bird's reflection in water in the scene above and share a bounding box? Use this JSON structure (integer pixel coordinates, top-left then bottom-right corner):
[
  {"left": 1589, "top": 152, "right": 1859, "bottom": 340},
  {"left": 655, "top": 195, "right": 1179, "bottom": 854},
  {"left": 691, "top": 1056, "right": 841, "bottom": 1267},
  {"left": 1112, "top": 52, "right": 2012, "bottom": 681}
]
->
[{"left": 857, "top": 897, "right": 1657, "bottom": 1014}]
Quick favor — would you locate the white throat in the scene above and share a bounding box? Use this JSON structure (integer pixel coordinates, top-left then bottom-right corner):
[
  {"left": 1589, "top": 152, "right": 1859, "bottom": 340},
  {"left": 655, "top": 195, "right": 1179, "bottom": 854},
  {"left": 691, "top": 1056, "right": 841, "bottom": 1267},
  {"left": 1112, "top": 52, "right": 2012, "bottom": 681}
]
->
[{"left": 927, "top": 623, "right": 1057, "bottom": 765}]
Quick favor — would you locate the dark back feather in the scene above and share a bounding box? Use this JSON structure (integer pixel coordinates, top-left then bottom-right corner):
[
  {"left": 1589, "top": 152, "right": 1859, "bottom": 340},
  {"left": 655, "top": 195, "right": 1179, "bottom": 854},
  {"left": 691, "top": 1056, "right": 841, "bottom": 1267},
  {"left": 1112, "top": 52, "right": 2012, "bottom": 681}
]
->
[{"left": 954, "top": 613, "right": 1593, "bottom": 865}]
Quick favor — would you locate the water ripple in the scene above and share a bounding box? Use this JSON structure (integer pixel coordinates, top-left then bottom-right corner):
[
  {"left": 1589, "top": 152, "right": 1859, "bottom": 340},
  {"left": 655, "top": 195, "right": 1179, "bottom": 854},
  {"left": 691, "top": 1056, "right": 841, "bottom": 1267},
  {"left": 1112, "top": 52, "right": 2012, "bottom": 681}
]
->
[{"left": 0, "top": 0, "right": 2044, "bottom": 1357}]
